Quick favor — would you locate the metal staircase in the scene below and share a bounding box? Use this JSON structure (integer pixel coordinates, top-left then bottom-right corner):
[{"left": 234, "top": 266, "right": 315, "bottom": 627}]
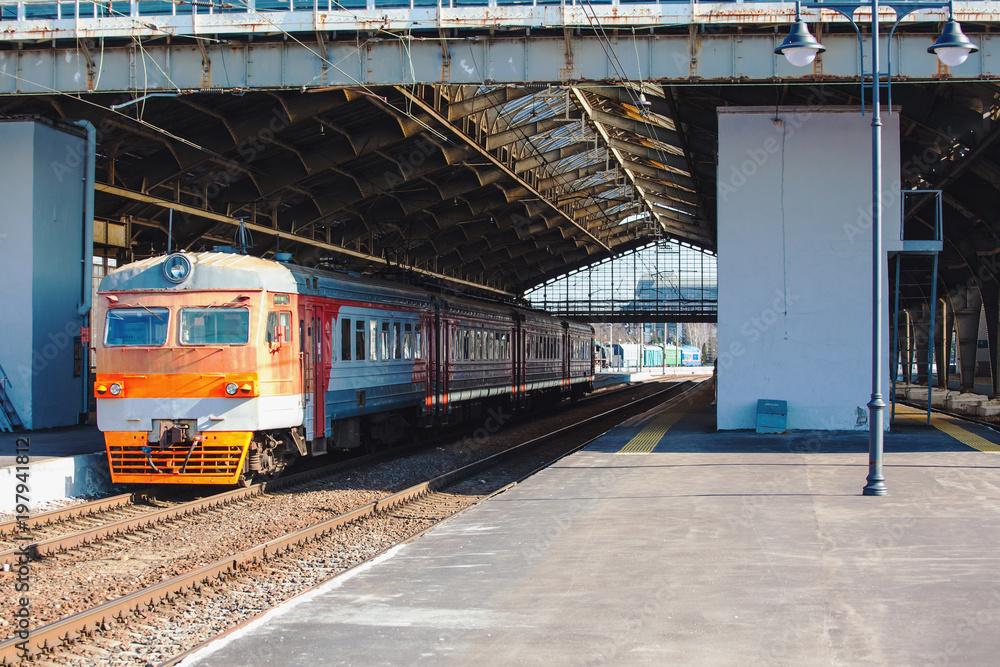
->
[
  {"left": 890, "top": 190, "right": 943, "bottom": 426},
  {"left": 0, "top": 363, "right": 23, "bottom": 432}
]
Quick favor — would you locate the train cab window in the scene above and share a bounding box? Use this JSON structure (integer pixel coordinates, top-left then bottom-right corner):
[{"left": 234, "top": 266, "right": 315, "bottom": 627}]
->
[
  {"left": 180, "top": 308, "right": 249, "bottom": 345},
  {"left": 265, "top": 311, "right": 292, "bottom": 346},
  {"left": 369, "top": 320, "right": 378, "bottom": 361},
  {"left": 355, "top": 320, "right": 366, "bottom": 361},
  {"left": 380, "top": 321, "right": 390, "bottom": 361},
  {"left": 105, "top": 307, "right": 169, "bottom": 346},
  {"left": 393, "top": 322, "right": 402, "bottom": 360},
  {"left": 341, "top": 318, "right": 352, "bottom": 361}
]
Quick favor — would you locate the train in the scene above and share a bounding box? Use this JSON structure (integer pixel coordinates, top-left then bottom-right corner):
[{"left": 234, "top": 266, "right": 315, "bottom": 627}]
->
[
  {"left": 92, "top": 252, "right": 594, "bottom": 486},
  {"left": 595, "top": 343, "right": 702, "bottom": 369}
]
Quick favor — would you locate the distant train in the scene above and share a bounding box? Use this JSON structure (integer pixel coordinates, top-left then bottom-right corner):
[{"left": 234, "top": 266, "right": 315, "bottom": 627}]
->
[
  {"left": 595, "top": 342, "right": 701, "bottom": 369},
  {"left": 93, "top": 253, "right": 594, "bottom": 485}
]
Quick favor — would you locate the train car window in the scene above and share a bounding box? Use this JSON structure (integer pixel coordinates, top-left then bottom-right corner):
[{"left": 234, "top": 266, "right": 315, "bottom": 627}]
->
[
  {"left": 104, "top": 308, "right": 169, "bottom": 346},
  {"left": 462, "top": 329, "right": 470, "bottom": 361},
  {"left": 179, "top": 308, "right": 249, "bottom": 345},
  {"left": 487, "top": 332, "right": 494, "bottom": 360},
  {"left": 355, "top": 320, "right": 366, "bottom": 361},
  {"left": 415, "top": 329, "right": 423, "bottom": 359},
  {"left": 393, "top": 322, "right": 402, "bottom": 360},
  {"left": 380, "top": 321, "right": 390, "bottom": 361},
  {"left": 341, "top": 318, "right": 352, "bottom": 361},
  {"left": 369, "top": 320, "right": 378, "bottom": 361},
  {"left": 403, "top": 323, "right": 413, "bottom": 360},
  {"left": 475, "top": 331, "right": 483, "bottom": 360}
]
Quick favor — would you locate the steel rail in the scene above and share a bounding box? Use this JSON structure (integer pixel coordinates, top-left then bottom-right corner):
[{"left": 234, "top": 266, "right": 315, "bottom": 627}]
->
[
  {"left": 0, "top": 377, "right": 691, "bottom": 563},
  {"left": 0, "top": 379, "right": 704, "bottom": 663},
  {"left": 0, "top": 491, "right": 143, "bottom": 538},
  {"left": 0, "top": 443, "right": 418, "bottom": 566}
]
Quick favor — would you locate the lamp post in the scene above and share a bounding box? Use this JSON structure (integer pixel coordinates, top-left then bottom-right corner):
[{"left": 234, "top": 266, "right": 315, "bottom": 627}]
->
[{"left": 775, "top": 0, "right": 977, "bottom": 496}]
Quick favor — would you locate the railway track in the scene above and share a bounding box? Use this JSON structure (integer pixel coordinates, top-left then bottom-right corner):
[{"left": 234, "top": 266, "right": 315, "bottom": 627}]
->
[
  {"left": 0, "top": 378, "right": 661, "bottom": 566},
  {"left": 0, "top": 441, "right": 432, "bottom": 568},
  {"left": 1, "top": 379, "right": 705, "bottom": 665}
]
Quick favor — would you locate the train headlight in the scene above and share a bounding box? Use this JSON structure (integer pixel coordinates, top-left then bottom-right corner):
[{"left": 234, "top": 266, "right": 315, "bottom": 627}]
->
[
  {"left": 109, "top": 383, "right": 123, "bottom": 396},
  {"left": 225, "top": 382, "right": 239, "bottom": 396}
]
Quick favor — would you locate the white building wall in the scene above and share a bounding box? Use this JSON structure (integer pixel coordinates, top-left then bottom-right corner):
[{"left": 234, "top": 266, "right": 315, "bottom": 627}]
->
[
  {"left": 0, "top": 121, "right": 88, "bottom": 429},
  {"left": 0, "top": 124, "right": 37, "bottom": 427},
  {"left": 717, "top": 107, "right": 900, "bottom": 430}
]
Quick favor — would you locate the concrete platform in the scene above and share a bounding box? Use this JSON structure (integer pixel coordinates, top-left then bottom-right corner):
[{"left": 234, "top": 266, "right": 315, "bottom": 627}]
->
[
  {"left": 593, "top": 368, "right": 710, "bottom": 390},
  {"left": 183, "top": 385, "right": 1000, "bottom": 667},
  {"left": 0, "top": 425, "right": 111, "bottom": 512}
]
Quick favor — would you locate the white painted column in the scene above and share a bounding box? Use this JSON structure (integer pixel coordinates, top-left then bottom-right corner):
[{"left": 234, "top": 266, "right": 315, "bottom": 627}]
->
[{"left": 716, "top": 107, "right": 900, "bottom": 431}]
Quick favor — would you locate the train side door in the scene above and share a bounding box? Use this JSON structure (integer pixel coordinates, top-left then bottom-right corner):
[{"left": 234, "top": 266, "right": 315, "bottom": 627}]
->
[
  {"left": 312, "top": 305, "right": 327, "bottom": 438},
  {"left": 300, "top": 302, "right": 314, "bottom": 439},
  {"left": 562, "top": 326, "right": 570, "bottom": 386},
  {"left": 439, "top": 320, "right": 450, "bottom": 419}
]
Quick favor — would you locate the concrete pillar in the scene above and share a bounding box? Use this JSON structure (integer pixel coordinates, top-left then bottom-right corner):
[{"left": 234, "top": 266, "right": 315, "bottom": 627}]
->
[
  {"left": 0, "top": 120, "right": 90, "bottom": 429},
  {"left": 983, "top": 284, "right": 1000, "bottom": 396},
  {"left": 902, "top": 311, "right": 915, "bottom": 384},
  {"left": 716, "top": 107, "right": 900, "bottom": 430},
  {"left": 936, "top": 298, "right": 951, "bottom": 389},
  {"left": 915, "top": 302, "right": 932, "bottom": 386},
  {"left": 951, "top": 286, "right": 982, "bottom": 393}
]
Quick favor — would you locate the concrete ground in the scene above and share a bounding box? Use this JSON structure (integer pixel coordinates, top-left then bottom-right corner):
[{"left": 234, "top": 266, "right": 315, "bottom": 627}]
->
[
  {"left": 0, "top": 425, "right": 110, "bottom": 511},
  {"left": 182, "top": 386, "right": 1000, "bottom": 665},
  {"left": 0, "top": 424, "right": 104, "bottom": 468}
]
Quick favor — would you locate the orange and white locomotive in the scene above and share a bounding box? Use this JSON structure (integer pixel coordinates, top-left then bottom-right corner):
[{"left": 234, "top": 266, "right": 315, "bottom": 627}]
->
[{"left": 93, "top": 252, "right": 594, "bottom": 485}]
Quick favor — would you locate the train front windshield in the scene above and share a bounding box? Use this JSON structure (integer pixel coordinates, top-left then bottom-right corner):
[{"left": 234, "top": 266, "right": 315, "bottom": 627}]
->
[
  {"left": 180, "top": 308, "right": 250, "bottom": 345},
  {"left": 105, "top": 308, "right": 170, "bottom": 346}
]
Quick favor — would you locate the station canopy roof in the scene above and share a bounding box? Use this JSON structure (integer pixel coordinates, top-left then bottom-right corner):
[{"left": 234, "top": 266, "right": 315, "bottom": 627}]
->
[{"left": 3, "top": 79, "right": 999, "bottom": 298}]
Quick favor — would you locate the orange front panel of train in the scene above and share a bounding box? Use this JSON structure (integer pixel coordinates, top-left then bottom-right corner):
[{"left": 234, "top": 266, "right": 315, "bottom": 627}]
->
[
  {"left": 94, "top": 372, "right": 260, "bottom": 398},
  {"left": 105, "top": 431, "right": 252, "bottom": 485}
]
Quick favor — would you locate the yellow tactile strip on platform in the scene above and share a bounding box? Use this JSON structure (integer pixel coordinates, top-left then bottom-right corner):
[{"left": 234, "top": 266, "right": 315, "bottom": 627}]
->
[
  {"left": 617, "top": 407, "right": 688, "bottom": 454},
  {"left": 896, "top": 404, "right": 1000, "bottom": 453}
]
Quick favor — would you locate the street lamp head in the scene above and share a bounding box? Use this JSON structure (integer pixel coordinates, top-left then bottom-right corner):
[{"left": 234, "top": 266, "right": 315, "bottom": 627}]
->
[
  {"left": 775, "top": 20, "right": 827, "bottom": 67},
  {"left": 928, "top": 20, "right": 978, "bottom": 67}
]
